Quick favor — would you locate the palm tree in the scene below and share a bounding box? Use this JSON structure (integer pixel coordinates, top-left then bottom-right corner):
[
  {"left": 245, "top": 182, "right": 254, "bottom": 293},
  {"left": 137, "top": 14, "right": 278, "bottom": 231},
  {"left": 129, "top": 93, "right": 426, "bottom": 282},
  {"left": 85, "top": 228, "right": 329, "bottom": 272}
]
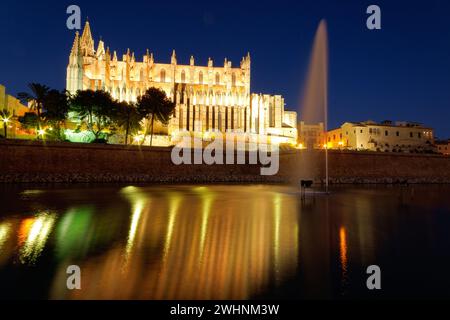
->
[
  {"left": 18, "top": 83, "right": 50, "bottom": 129},
  {"left": 69, "top": 89, "right": 116, "bottom": 141},
  {"left": 113, "top": 101, "right": 143, "bottom": 145},
  {"left": 137, "top": 88, "right": 175, "bottom": 146},
  {"left": 43, "top": 89, "right": 69, "bottom": 141},
  {"left": 0, "top": 109, "right": 12, "bottom": 138}
]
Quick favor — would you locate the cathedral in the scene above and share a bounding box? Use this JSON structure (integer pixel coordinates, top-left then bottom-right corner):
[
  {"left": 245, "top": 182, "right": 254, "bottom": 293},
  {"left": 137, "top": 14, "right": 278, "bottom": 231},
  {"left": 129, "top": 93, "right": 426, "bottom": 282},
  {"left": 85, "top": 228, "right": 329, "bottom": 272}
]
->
[{"left": 66, "top": 21, "right": 298, "bottom": 145}]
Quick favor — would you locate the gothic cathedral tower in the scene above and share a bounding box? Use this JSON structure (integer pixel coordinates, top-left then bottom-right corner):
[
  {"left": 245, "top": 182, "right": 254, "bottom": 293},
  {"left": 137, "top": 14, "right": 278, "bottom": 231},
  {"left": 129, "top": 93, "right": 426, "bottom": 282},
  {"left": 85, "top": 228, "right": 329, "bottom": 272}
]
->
[
  {"left": 66, "top": 30, "right": 83, "bottom": 94},
  {"left": 66, "top": 21, "right": 95, "bottom": 94}
]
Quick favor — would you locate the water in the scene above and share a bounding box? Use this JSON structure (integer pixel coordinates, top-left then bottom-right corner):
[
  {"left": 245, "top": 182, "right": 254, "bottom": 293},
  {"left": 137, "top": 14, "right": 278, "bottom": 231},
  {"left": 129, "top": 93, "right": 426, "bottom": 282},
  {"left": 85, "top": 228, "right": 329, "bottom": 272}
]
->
[
  {"left": 1, "top": 184, "right": 450, "bottom": 299},
  {"left": 299, "top": 20, "right": 329, "bottom": 187},
  {"left": 301, "top": 20, "right": 328, "bottom": 128}
]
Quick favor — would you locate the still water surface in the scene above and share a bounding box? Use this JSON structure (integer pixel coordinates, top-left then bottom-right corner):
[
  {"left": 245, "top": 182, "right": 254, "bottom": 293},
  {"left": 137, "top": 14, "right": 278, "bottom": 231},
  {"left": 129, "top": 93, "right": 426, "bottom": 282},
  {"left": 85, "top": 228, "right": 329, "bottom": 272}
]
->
[{"left": 0, "top": 184, "right": 450, "bottom": 299}]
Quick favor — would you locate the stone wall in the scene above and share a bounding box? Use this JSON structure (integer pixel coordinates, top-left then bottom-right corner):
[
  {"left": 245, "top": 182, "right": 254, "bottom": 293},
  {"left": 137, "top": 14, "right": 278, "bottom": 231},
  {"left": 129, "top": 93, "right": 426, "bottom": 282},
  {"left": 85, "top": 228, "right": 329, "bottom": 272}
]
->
[
  {"left": 1, "top": 139, "right": 449, "bottom": 184},
  {"left": 279, "top": 150, "right": 450, "bottom": 184}
]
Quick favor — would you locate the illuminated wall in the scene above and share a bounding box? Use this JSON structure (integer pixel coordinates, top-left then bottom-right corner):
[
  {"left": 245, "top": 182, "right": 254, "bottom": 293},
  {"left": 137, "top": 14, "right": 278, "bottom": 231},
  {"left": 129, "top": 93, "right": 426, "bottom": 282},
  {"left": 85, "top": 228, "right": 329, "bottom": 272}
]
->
[
  {"left": 328, "top": 121, "right": 435, "bottom": 152},
  {"left": 0, "top": 84, "right": 31, "bottom": 139}
]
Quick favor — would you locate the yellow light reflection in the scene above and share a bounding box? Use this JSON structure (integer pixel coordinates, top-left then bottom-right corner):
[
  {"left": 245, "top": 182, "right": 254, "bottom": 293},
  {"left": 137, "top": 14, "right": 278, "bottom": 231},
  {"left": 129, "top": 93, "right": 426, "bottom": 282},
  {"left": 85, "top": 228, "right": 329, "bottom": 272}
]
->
[
  {"left": 125, "top": 199, "right": 145, "bottom": 257},
  {"left": 339, "top": 226, "right": 348, "bottom": 275},
  {"left": 163, "top": 193, "right": 182, "bottom": 261},
  {"left": 18, "top": 218, "right": 36, "bottom": 246},
  {"left": 273, "top": 193, "right": 281, "bottom": 284},
  {"left": 0, "top": 222, "right": 12, "bottom": 250},
  {"left": 53, "top": 186, "right": 301, "bottom": 300},
  {"left": 194, "top": 187, "right": 214, "bottom": 261},
  {"left": 19, "top": 213, "right": 56, "bottom": 264},
  {"left": 122, "top": 186, "right": 149, "bottom": 270}
]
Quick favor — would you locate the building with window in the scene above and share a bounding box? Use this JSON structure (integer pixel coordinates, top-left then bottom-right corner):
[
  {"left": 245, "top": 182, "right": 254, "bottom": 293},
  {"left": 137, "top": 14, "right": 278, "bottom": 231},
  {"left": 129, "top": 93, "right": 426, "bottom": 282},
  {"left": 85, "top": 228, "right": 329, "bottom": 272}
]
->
[
  {"left": 297, "top": 121, "right": 326, "bottom": 149},
  {"left": 436, "top": 139, "right": 450, "bottom": 155},
  {"left": 66, "top": 21, "right": 297, "bottom": 146},
  {"left": 0, "top": 84, "right": 30, "bottom": 139},
  {"left": 327, "top": 120, "right": 434, "bottom": 152}
]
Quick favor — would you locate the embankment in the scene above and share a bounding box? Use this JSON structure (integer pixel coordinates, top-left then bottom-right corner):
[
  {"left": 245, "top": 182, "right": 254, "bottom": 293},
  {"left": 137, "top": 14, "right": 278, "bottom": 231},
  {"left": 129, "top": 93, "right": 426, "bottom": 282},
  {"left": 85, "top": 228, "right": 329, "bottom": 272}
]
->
[{"left": 1, "top": 140, "right": 449, "bottom": 184}]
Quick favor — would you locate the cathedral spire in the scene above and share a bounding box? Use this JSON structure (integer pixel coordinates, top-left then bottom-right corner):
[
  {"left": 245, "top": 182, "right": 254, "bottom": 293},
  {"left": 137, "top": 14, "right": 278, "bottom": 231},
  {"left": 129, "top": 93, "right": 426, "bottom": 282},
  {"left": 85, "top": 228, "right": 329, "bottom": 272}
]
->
[
  {"left": 70, "top": 31, "right": 80, "bottom": 56},
  {"left": 80, "top": 20, "right": 95, "bottom": 56},
  {"left": 96, "top": 39, "right": 105, "bottom": 58},
  {"left": 171, "top": 49, "right": 177, "bottom": 64}
]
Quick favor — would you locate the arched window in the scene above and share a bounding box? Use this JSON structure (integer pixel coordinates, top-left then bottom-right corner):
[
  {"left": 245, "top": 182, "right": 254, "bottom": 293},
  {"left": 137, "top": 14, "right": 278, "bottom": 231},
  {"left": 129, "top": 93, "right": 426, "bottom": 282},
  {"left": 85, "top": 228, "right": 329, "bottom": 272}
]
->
[
  {"left": 122, "top": 88, "right": 126, "bottom": 101},
  {"left": 136, "top": 88, "right": 141, "bottom": 98},
  {"left": 215, "top": 73, "right": 220, "bottom": 85},
  {"left": 232, "top": 73, "right": 236, "bottom": 86},
  {"left": 116, "top": 88, "right": 120, "bottom": 100},
  {"left": 199, "top": 71, "right": 203, "bottom": 84},
  {"left": 160, "top": 69, "right": 166, "bottom": 82},
  {"left": 181, "top": 70, "right": 186, "bottom": 83}
]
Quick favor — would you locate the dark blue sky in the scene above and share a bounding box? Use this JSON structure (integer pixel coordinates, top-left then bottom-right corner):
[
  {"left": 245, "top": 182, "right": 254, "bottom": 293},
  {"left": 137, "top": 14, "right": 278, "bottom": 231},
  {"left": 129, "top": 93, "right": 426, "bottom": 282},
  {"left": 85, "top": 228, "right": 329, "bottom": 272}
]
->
[{"left": 1, "top": 0, "right": 449, "bottom": 137}]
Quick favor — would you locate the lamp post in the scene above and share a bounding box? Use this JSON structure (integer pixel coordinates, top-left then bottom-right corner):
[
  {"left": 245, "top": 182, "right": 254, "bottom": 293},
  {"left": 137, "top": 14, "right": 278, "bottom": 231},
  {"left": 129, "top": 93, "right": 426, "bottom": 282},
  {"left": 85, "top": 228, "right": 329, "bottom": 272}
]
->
[{"left": 2, "top": 118, "right": 9, "bottom": 138}]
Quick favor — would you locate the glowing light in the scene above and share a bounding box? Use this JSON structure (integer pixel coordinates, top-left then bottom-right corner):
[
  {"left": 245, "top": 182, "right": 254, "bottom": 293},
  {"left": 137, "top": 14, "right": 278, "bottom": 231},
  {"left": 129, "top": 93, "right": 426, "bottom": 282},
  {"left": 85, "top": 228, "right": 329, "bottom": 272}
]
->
[
  {"left": 125, "top": 199, "right": 144, "bottom": 256},
  {"left": 339, "top": 226, "right": 348, "bottom": 276},
  {"left": 297, "top": 143, "right": 304, "bottom": 149},
  {"left": 163, "top": 193, "right": 182, "bottom": 262},
  {"left": 338, "top": 141, "right": 344, "bottom": 146},
  {"left": 18, "top": 217, "right": 35, "bottom": 245},
  {"left": 55, "top": 207, "right": 92, "bottom": 261},
  {"left": 19, "top": 213, "right": 56, "bottom": 264},
  {"left": 0, "top": 222, "right": 11, "bottom": 250},
  {"left": 2, "top": 118, "right": 9, "bottom": 123},
  {"left": 133, "top": 135, "right": 144, "bottom": 143},
  {"left": 273, "top": 193, "right": 281, "bottom": 284},
  {"left": 38, "top": 129, "right": 46, "bottom": 136},
  {"left": 194, "top": 187, "right": 214, "bottom": 260},
  {"left": 121, "top": 186, "right": 150, "bottom": 271}
]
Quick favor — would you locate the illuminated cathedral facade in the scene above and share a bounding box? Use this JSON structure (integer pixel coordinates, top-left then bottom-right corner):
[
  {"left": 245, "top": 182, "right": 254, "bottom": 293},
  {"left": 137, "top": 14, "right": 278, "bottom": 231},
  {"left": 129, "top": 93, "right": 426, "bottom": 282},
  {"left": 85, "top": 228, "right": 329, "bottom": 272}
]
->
[{"left": 66, "top": 21, "right": 297, "bottom": 145}]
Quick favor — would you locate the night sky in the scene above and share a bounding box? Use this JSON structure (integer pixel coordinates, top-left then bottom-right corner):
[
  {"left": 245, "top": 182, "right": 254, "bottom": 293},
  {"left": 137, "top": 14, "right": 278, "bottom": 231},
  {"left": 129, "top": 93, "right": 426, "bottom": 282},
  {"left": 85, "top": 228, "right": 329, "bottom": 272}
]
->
[{"left": 1, "top": 0, "right": 449, "bottom": 137}]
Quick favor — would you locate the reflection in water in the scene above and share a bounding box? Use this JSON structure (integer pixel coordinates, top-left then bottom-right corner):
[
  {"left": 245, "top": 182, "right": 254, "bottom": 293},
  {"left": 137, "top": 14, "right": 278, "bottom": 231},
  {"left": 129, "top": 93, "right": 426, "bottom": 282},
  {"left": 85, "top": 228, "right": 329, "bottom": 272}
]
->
[
  {"left": 19, "top": 213, "right": 56, "bottom": 265},
  {"left": 55, "top": 207, "right": 92, "bottom": 261},
  {"left": 163, "top": 192, "right": 181, "bottom": 263},
  {"left": 0, "top": 185, "right": 450, "bottom": 299},
  {"left": 0, "top": 222, "right": 11, "bottom": 250},
  {"left": 339, "top": 226, "right": 348, "bottom": 290},
  {"left": 126, "top": 200, "right": 145, "bottom": 257},
  {"left": 273, "top": 193, "right": 281, "bottom": 285},
  {"left": 196, "top": 187, "right": 213, "bottom": 262},
  {"left": 48, "top": 186, "right": 300, "bottom": 299}
]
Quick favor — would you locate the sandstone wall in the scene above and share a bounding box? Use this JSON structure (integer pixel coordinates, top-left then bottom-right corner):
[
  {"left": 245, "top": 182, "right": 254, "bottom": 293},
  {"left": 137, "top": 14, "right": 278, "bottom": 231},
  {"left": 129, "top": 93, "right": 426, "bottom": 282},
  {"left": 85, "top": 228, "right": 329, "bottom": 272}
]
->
[{"left": 1, "top": 140, "right": 449, "bottom": 184}]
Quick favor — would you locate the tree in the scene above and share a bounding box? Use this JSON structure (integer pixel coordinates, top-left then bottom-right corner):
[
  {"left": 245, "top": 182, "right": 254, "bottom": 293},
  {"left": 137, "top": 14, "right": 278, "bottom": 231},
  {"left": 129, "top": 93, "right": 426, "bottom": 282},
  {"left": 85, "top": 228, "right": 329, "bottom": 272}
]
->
[
  {"left": 18, "top": 112, "right": 40, "bottom": 136},
  {"left": 137, "top": 88, "right": 175, "bottom": 146},
  {"left": 0, "top": 109, "right": 12, "bottom": 138},
  {"left": 17, "top": 83, "right": 50, "bottom": 129},
  {"left": 113, "top": 101, "right": 143, "bottom": 145},
  {"left": 69, "top": 90, "right": 116, "bottom": 141},
  {"left": 42, "top": 89, "right": 69, "bottom": 141}
]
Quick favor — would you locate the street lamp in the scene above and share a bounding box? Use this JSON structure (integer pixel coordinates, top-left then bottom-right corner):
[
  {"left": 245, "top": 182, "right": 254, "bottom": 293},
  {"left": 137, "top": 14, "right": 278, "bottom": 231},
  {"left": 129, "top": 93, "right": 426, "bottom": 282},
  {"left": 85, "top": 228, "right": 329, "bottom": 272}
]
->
[{"left": 2, "top": 117, "right": 10, "bottom": 138}]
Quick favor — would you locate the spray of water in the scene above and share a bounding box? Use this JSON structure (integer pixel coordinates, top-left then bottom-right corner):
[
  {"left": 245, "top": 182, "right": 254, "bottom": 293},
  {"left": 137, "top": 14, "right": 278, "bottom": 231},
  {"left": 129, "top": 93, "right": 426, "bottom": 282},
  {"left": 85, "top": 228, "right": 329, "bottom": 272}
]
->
[{"left": 299, "top": 19, "right": 329, "bottom": 191}]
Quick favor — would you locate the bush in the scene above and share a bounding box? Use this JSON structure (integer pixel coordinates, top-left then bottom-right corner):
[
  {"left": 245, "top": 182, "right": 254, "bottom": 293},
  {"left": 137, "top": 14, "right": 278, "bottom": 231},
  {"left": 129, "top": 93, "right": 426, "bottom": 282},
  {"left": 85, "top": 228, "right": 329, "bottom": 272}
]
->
[{"left": 93, "top": 138, "right": 108, "bottom": 144}]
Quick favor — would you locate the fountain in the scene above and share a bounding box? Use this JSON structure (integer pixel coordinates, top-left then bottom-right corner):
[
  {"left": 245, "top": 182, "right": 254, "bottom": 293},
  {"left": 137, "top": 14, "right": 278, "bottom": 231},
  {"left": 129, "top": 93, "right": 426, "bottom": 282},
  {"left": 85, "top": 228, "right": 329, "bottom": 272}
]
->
[{"left": 298, "top": 19, "right": 329, "bottom": 192}]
